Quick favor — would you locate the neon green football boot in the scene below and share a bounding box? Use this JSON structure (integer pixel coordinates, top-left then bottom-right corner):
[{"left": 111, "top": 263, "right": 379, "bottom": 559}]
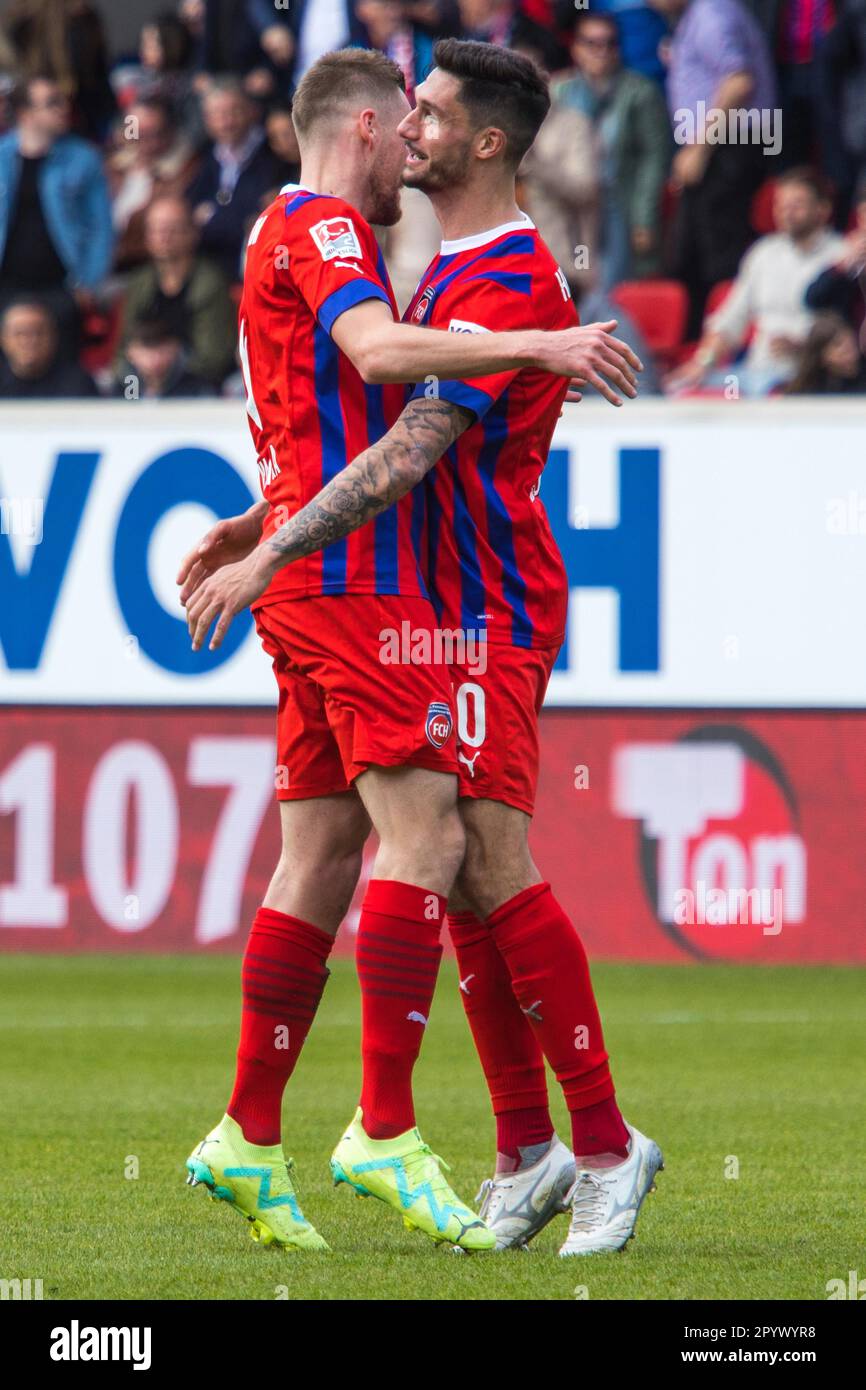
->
[
  {"left": 185, "top": 1114, "right": 329, "bottom": 1251},
  {"left": 330, "top": 1107, "right": 495, "bottom": 1251}
]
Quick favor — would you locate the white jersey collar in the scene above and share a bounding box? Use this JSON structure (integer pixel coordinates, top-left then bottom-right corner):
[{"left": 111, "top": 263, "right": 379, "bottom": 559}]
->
[{"left": 440, "top": 214, "right": 535, "bottom": 256}]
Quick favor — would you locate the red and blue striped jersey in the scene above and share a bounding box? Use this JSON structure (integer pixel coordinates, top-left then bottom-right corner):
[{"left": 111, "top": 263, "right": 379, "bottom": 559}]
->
[
  {"left": 404, "top": 217, "right": 578, "bottom": 650},
  {"left": 240, "top": 184, "right": 427, "bottom": 605}
]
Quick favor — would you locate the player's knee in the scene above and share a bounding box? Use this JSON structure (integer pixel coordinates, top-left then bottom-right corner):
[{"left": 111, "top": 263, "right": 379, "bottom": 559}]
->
[
  {"left": 457, "top": 819, "right": 534, "bottom": 919},
  {"left": 269, "top": 842, "right": 362, "bottom": 923},
  {"left": 377, "top": 804, "right": 464, "bottom": 894}
]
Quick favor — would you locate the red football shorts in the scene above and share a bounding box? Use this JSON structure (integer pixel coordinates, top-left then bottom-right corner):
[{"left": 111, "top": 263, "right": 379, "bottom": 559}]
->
[
  {"left": 254, "top": 595, "right": 458, "bottom": 800},
  {"left": 451, "top": 643, "right": 560, "bottom": 816}
]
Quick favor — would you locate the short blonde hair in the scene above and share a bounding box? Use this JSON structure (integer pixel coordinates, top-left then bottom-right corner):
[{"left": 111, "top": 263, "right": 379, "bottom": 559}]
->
[{"left": 292, "top": 48, "right": 406, "bottom": 141}]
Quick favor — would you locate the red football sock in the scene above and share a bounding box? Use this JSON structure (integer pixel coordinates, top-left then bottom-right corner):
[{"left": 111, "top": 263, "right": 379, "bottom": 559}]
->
[
  {"left": 356, "top": 879, "right": 444, "bottom": 1139},
  {"left": 488, "top": 883, "right": 629, "bottom": 1160},
  {"left": 448, "top": 909, "right": 552, "bottom": 1161},
  {"left": 227, "top": 907, "right": 333, "bottom": 1146}
]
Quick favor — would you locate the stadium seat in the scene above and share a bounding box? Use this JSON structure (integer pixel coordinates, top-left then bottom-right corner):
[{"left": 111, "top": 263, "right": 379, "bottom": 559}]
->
[
  {"left": 704, "top": 279, "right": 734, "bottom": 319},
  {"left": 750, "top": 178, "right": 778, "bottom": 235},
  {"left": 610, "top": 279, "right": 689, "bottom": 365},
  {"left": 80, "top": 297, "right": 124, "bottom": 374}
]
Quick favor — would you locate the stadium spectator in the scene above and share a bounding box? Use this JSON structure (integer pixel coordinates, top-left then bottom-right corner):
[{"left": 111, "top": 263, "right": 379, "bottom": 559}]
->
[
  {"left": 195, "top": 0, "right": 295, "bottom": 99},
  {"left": 356, "top": 1, "right": 438, "bottom": 97},
  {"left": 742, "top": 1, "right": 838, "bottom": 179},
  {"left": 667, "top": 168, "right": 845, "bottom": 395},
  {"left": 1, "top": 0, "right": 115, "bottom": 141},
  {"left": 112, "top": 313, "right": 216, "bottom": 399},
  {"left": 185, "top": 76, "right": 292, "bottom": 278},
  {"left": 662, "top": 0, "right": 778, "bottom": 338},
  {"left": 110, "top": 12, "right": 203, "bottom": 147},
  {"left": 513, "top": 34, "right": 600, "bottom": 300},
  {"left": 805, "top": 178, "right": 866, "bottom": 329},
  {"left": 823, "top": 0, "right": 866, "bottom": 214},
  {"left": 107, "top": 96, "right": 200, "bottom": 271},
  {"left": 557, "top": 0, "right": 670, "bottom": 84},
  {"left": 552, "top": 10, "right": 670, "bottom": 287},
  {"left": 785, "top": 310, "right": 866, "bottom": 393},
  {"left": 264, "top": 100, "right": 300, "bottom": 176},
  {"left": 0, "top": 74, "right": 113, "bottom": 360},
  {"left": 0, "top": 297, "right": 97, "bottom": 396},
  {"left": 114, "top": 195, "right": 236, "bottom": 388},
  {"left": 457, "top": 0, "right": 517, "bottom": 44},
  {"left": 291, "top": 0, "right": 368, "bottom": 83}
]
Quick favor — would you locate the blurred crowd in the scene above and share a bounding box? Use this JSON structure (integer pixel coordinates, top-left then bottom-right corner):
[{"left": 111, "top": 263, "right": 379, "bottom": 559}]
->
[{"left": 0, "top": 0, "right": 864, "bottom": 401}]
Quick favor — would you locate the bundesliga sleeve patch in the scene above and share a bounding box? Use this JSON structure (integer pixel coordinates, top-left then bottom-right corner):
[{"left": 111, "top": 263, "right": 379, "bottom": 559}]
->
[
  {"left": 448, "top": 318, "right": 489, "bottom": 334},
  {"left": 309, "top": 216, "right": 363, "bottom": 262}
]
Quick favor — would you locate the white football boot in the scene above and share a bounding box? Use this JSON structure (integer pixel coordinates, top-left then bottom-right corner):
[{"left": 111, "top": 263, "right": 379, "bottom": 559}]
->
[
  {"left": 476, "top": 1135, "right": 575, "bottom": 1249},
  {"left": 558, "top": 1124, "right": 663, "bottom": 1257}
]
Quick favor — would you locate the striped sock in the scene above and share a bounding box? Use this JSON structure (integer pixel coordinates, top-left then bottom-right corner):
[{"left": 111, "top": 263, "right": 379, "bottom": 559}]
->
[
  {"left": 356, "top": 879, "right": 444, "bottom": 1139},
  {"left": 227, "top": 907, "right": 332, "bottom": 1145}
]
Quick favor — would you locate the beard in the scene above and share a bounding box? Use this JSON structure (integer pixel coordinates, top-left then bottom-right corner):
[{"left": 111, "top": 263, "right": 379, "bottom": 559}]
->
[
  {"left": 367, "top": 163, "right": 404, "bottom": 227},
  {"left": 402, "top": 139, "right": 472, "bottom": 194}
]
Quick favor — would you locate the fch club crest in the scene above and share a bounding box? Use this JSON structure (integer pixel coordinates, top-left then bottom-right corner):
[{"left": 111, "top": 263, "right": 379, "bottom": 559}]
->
[{"left": 425, "top": 701, "right": 453, "bottom": 748}]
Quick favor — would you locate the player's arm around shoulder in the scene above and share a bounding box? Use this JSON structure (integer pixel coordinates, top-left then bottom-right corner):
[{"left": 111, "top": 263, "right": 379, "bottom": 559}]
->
[{"left": 331, "top": 297, "right": 641, "bottom": 405}]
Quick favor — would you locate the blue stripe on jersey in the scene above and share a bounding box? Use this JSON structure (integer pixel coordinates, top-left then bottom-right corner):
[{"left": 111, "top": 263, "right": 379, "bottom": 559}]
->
[
  {"left": 363, "top": 382, "right": 400, "bottom": 594},
  {"left": 318, "top": 279, "right": 391, "bottom": 336},
  {"left": 425, "top": 476, "right": 445, "bottom": 625},
  {"left": 410, "top": 482, "right": 428, "bottom": 598},
  {"left": 448, "top": 445, "right": 488, "bottom": 637},
  {"left": 426, "top": 234, "right": 536, "bottom": 299},
  {"left": 313, "top": 320, "right": 348, "bottom": 590},
  {"left": 409, "top": 379, "right": 494, "bottom": 420},
  {"left": 283, "top": 191, "right": 319, "bottom": 216},
  {"left": 465, "top": 271, "right": 532, "bottom": 297},
  {"left": 476, "top": 399, "right": 534, "bottom": 648}
]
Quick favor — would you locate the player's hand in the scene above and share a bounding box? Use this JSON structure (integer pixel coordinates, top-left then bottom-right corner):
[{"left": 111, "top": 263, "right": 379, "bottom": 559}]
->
[
  {"left": 541, "top": 321, "right": 642, "bottom": 406},
  {"left": 186, "top": 553, "right": 271, "bottom": 652},
  {"left": 177, "top": 509, "right": 265, "bottom": 607},
  {"left": 564, "top": 376, "right": 587, "bottom": 403}
]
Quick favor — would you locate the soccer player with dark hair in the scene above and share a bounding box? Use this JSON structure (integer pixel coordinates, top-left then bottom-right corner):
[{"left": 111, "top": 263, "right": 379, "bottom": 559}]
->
[
  {"left": 179, "top": 45, "right": 641, "bottom": 1255},
  {"left": 394, "top": 38, "right": 663, "bottom": 1257}
]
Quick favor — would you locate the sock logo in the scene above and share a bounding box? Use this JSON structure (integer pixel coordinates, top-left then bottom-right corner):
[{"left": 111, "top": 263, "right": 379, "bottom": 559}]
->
[
  {"left": 521, "top": 1000, "right": 544, "bottom": 1022},
  {"left": 406, "top": 1010, "right": 428, "bottom": 1025},
  {"left": 458, "top": 974, "right": 475, "bottom": 994}
]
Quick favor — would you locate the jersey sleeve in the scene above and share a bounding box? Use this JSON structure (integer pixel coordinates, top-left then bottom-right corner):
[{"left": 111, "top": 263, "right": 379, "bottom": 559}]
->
[
  {"left": 409, "top": 273, "right": 538, "bottom": 420},
  {"left": 284, "top": 197, "right": 393, "bottom": 336}
]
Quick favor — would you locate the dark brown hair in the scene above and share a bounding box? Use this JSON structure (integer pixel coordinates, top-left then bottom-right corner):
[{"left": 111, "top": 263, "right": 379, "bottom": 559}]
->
[
  {"left": 432, "top": 37, "right": 550, "bottom": 168},
  {"left": 776, "top": 166, "right": 832, "bottom": 203},
  {"left": 786, "top": 312, "right": 857, "bottom": 394},
  {"left": 292, "top": 48, "right": 405, "bottom": 140}
]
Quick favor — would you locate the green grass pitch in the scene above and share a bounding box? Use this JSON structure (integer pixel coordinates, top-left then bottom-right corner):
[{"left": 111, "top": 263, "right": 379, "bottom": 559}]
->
[{"left": 3, "top": 955, "right": 863, "bottom": 1301}]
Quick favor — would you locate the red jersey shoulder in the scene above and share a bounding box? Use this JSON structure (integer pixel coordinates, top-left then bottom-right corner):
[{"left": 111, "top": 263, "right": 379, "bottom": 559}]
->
[
  {"left": 247, "top": 191, "right": 377, "bottom": 269},
  {"left": 417, "top": 230, "right": 578, "bottom": 334},
  {"left": 244, "top": 189, "right": 393, "bottom": 328}
]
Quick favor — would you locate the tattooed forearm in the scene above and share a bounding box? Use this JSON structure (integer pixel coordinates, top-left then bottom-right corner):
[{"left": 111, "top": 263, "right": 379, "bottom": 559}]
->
[{"left": 265, "top": 396, "right": 474, "bottom": 568}]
